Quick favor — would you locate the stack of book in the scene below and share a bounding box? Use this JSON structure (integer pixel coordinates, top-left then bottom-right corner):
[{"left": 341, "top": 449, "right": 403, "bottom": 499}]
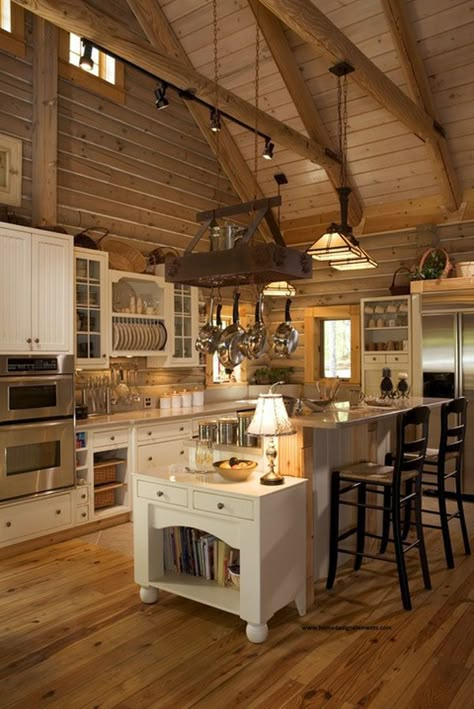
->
[{"left": 163, "top": 527, "right": 239, "bottom": 587}]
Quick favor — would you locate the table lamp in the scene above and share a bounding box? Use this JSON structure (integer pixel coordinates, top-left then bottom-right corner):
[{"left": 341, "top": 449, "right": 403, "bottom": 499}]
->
[{"left": 247, "top": 392, "right": 295, "bottom": 485}]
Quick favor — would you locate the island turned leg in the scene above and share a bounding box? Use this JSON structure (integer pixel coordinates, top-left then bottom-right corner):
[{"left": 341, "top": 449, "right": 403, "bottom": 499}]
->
[
  {"left": 246, "top": 622, "right": 269, "bottom": 644},
  {"left": 294, "top": 586, "right": 307, "bottom": 617},
  {"left": 139, "top": 586, "right": 159, "bottom": 604}
]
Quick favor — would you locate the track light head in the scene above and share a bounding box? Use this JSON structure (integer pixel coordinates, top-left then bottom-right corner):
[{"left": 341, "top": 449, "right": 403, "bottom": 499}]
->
[
  {"left": 154, "top": 83, "right": 169, "bottom": 110},
  {"left": 210, "top": 108, "right": 221, "bottom": 133},
  {"left": 79, "top": 39, "right": 94, "bottom": 72},
  {"left": 263, "top": 138, "right": 274, "bottom": 160}
]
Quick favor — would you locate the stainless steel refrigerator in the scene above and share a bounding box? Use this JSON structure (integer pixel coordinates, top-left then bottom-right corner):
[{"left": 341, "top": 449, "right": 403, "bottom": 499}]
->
[{"left": 422, "top": 309, "right": 474, "bottom": 495}]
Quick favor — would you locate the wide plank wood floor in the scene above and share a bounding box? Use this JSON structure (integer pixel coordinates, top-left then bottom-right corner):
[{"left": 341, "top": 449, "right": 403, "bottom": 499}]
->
[{"left": 1, "top": 501, "right": 473, "bottom": 709}]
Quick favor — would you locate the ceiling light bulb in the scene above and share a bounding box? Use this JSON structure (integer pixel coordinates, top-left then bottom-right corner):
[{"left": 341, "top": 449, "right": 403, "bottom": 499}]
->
[
  {"left": 79, "top": 40, "right": 94, "bottom": 71},
  {"left": 263, "top": 139, "right": 274, "bottom": 160},
  {"left": 210, "top": 109, "right": 221, "bottom": 132}
]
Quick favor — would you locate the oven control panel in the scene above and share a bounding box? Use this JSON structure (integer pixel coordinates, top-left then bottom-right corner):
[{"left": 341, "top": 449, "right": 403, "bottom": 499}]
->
[{"left": 7, "top": 358, "right": 58, "bottom": 373}]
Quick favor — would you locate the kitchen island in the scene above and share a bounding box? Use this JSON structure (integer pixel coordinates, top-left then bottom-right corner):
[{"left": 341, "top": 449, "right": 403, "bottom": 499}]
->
[{"left": 278, "top": 397, "right": 447, "bottom": 597}]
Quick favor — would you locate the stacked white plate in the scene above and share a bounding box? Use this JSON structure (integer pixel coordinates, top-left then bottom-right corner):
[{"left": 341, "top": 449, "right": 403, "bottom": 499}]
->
[{"left": 112, "top": 319, "right": 167, "bottom": 352}]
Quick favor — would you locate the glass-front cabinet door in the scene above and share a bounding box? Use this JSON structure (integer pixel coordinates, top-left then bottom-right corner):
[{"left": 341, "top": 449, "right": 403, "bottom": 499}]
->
[
  {"left": 74, "top": 248, "right": 109, "bottom": 369},
  {"left": 169, "top": 283, "right": 199, "bottom": 367}
]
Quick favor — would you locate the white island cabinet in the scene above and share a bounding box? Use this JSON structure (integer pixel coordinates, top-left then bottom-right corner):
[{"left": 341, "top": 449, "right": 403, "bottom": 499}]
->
[
  {"left": 133, "top": 468, "right": 307, "bottom": 643},
  {"left": 0, "top": 223, "right": 73, "bottom": 354}
]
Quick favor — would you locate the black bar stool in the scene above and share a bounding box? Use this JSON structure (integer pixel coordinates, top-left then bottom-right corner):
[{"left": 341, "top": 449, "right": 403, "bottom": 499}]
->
[
  {"left": 326, "top": 406, "right": 431, "bottom": 611},
  {"left": 422, "top": 397, "right": 471, "bottom": 568}
]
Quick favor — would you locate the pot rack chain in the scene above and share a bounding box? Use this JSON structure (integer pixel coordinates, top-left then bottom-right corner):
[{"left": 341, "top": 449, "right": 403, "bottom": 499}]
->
[
  {"left": 337, "top": 71, "right": 349, "bottom": 187},
  {"left": 213, "top": 0, "right": 220, "bottom": 208},
  {"left": 254, "top": 16, "right": 261, "bottom": 201}
]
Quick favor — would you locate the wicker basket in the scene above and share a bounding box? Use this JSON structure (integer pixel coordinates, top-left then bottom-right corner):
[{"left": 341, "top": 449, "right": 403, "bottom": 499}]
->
[
  {"left": 94, "top": 487, "right": 116, "bottom": 509},
  {"left": 389, "top": 267, "right": 411, "bottom": 296},
  {"left": 94, "top": 459, "right": 122, "bottom": 484},
  {"left": 98, "top": 236, "right": 147, "bottom": 273},
  {"left": 417, "top": 248, "right": 452, "bottom": 279}
]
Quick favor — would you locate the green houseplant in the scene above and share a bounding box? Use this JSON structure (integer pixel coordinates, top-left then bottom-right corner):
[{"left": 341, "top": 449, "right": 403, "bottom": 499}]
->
[
  {"left": 251, "top": 366, "right": 294, "bottom": 385},
  {"left": 410, "top": 248, "right": 452, "bottom": 280}
]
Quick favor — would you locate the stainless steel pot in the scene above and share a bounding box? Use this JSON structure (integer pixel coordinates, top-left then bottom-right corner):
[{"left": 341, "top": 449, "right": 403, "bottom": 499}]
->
[
  {"left": 272, "top": 298, "right": 299, "bottom": 357},
  {"left": 209, "top": 224, "right": 245, "bottom": 251},
  {"left": 240, "top": 294, "right": 268, "bottom": 360},
  {"left": 217, "top": 291, "right": 246, "bottom": 371},
  {"left": 195, "top": 298, "right": 222, "bottom": 355}
]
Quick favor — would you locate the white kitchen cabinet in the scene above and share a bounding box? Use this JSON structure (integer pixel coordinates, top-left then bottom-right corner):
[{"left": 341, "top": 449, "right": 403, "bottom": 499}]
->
[
  {"left": 75, "top": 248, "right": 109, "bottom": 369},
  {"left": 0, "top": 492, "right": 72, "bottom": 545},
  {"left": 136, "top": 419, "right": 191, "bottom": 472},
  {"left": 133, "top": 469, "right": 307, "bottom": 643},
  {"left": 167, "top": 282, "right": 200, "bottom": 367},
  {"left": 361, "top": 295, "right": 422, "bottom": 397},
  {"left": 0, "top": 223, "right": 73, "bottom": 354}
]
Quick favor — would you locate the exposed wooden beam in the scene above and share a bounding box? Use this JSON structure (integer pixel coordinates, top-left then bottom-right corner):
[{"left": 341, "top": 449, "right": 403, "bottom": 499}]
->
[
  {"left": 126, "top": 0, "right": 276, "bottom": 243},
  {"left": 15, "top": 0, "right": 338, "bottom": 170},
  {"left": 258, "top": 0, "right": 441, "bottom": 144},
  {"left": 248, "top": 0, "right": 363, "bottom": 226},
  {"left": 32, "top": 17, "right": 58, "bottom": 226},
  {"left": 380, "top": 0, "right": 461, "bottom": 210}
]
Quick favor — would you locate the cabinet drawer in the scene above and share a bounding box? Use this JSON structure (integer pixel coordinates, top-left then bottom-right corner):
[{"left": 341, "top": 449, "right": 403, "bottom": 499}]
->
[
  {"left": 74, "top": 487, "right": 89, "bottom": 505},
  {"left": 92, "top": 428, "right": 129, "bottom": 449},
  {"left": 193, "top": 491, "right": 254, "bottom": 521},
  {"left": 75, "top": 505, "right": 90, "bottom": 524},
  {"left": 137, "top": 442, "right": 186, "bottom": 470},
  {"left": 364, "top": 354, "right": 387, "bottom": 364},
  {"left": 386, "top": 354, "right": 409, "bottom": 365},
  {"left": 136, "top": 480, "right": 188, "bottom": 507},
  {"left": 137, "top": 420, "right": 191, "bottom": 443},
  {"left": 0, "top": 493, "right": 72, "bottom": 543}
]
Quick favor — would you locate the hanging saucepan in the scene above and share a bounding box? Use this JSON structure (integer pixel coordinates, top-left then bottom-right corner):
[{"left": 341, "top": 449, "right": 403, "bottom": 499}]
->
[
  {"left": 240, "top": 293, "right": 268, "bottom": 359},
  {"left": 217, "top": 291, "right": 246, "bottom": 371},
  {"left": 272, "top": 298, "right": 299, "bottom": 357},
  {"left": 195, "top": 296, "right": 222, "bottom": 355}
]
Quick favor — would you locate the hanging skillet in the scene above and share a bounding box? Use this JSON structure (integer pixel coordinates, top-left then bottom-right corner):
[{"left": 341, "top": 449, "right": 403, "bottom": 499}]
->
[
  {"left": 272, "top": 298, "right": 299, "bottom": 357},
  {"left": 217, "top": 291, "right": 246, "bottom": 371},
  {"left": 240, "top": 293, "right": 268, "bottom": 359},
  {"left": 195, "top": 296, "right": 223, "bottom": 355}
]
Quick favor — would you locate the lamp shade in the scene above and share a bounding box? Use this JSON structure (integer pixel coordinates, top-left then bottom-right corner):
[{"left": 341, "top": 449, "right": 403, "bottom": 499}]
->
[
  {"left": 306, "top": 228, "right": 363, "bottom": 262},
  {"left": 330, "top": 251, "right": 378, "bottom": 270},
  {"left": 247, "top": 393, "right": 295, "bottom": 437},
  {"left": 263, "top": 280, "right": 296, "bottom": 297}
]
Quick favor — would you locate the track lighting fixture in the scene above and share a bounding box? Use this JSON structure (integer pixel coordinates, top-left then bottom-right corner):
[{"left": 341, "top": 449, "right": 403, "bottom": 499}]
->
[
  {"left": 154, "top": 83, "right": 169, "bottom": 110},
  {"left": 79, "top": 39, "right": 94, "bottom": 72},
  {"left": 263, "top": 138, "right": 274, "bottom": 160},
  {"left": 210, "top": 108, "right": 221, "bottom": 133}
]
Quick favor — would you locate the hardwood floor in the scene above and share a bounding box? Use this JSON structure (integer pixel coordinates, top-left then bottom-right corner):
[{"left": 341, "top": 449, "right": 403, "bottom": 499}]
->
[{"left": 1, "top": 502, "right": 473, "bottom": 708}]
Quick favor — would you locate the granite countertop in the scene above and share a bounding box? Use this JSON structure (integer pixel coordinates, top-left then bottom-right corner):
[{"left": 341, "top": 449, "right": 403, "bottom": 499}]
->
[
  {"left": 76, "top": 400, "right": 257, "bottom": 429},
  {"left": 291, "top": 397, "right": 448, "bottom": 430}
]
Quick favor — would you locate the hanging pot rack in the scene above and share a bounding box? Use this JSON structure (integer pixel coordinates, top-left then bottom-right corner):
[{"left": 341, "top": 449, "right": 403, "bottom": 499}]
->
[{"left": 165, "top": 197, "right": 313, "bottom": 288}]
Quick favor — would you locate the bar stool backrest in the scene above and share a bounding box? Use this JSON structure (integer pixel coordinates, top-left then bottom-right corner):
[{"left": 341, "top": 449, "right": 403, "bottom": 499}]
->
[
  {"left": 393, "top": 406, "right": 431, "bottom": 489},
  {"left": 440, "top": 397, "right": 467, "bottom": 467}
]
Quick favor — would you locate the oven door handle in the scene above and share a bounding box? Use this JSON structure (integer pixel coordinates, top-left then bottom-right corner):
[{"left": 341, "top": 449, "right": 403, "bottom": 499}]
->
[
  {"left": 0, "top": 418, "right": 73, "bottom": 434},
  {"left": 1, "top": 375, "right": 72, "bottom": 385}
]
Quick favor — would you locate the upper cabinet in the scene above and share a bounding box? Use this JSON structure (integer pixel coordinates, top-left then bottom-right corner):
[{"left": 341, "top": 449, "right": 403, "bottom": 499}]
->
[
  {"left": 360, "top": 295, "right": 421, "bottom": 397},
  {"left": 0, "top": 224, "right": 73, "bottom": 354},
  {"left": 75, "top": 248, "right": 109, "bottom": 369},
  {"left": 167, "top": 282, "right": 199, "bottom": 367}
]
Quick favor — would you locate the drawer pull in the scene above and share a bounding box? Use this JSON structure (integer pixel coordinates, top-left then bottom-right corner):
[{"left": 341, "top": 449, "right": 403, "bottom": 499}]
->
[
  {"left": 217, "top": 502, "right": 224, "bottom": 510},
  {"left": 179, "top": 450, "right": 184, "bottom": 455},
  {"left": 34, "top": 338, "right": 40, "bottom": 344},
  {"left": 156, "top": 491, "right": 164, "bottom": 497},
  {"left": 179, "top": 426, "right": 184, "bottom": 431},
  {"left": 110, "top": 435, "right": 115, "bottom": 441},
  {"left": 81, "top": 512, "right": 87, "bottom": 518},
  {"left": 56, "top": 509, "right": 61, "bottom": 515},
  {"left": 147, "top": 431, "right": 152, "bottom": 436},
  {"left": 26, "top": 337, "right": 32, "bottom": 344},
  {"left": 372, "top": 357, "right": 376, "bottom": 361},
  {"left": 6, "top": 521, "right": 11, "bottom": 528},
  {"left": 81, "top": 493, "right": 86, "bottom": 500},
  {"left": 147, "top": 456, "right": 153, "bottom": 462}
]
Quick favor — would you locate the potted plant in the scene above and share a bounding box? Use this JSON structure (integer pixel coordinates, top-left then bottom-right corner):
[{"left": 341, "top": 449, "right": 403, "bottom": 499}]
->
[
  {"left": 410, "top": 248, "right": 452, "bottom": 281},
  {"left": 251, "top": 366, "right": 294, "bottom": 385}
]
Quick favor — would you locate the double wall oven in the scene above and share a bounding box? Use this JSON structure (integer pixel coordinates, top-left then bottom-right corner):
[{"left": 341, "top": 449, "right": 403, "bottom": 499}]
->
[{"left": 0, "top": 355, "right": 75, "bottom": 502}]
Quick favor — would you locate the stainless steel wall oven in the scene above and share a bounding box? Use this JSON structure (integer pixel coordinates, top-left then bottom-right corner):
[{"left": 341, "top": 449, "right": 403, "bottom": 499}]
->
[{"left": 0, "top": 355, "right": 75, "bottom": 502}]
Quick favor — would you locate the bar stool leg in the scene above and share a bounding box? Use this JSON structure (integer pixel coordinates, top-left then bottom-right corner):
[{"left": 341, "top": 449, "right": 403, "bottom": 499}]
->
[
  {"left": 354, "top": 483, "right": 366, "bottom": 571},
  {"left": 380, "top": 487, "right": 391, "bottom": 554},
  {"left": 455, "top": 466, "right": 471, "bottom": 556},
  {"left": 392, "top": 490, "right": 412, "bottom": 610},
  {"left": 402, "top": 480, "right": 413, "bottom": 539},
  {"left": 438, "top": 475, "right": 455, "bottom": 569},
  {"left": 414, "top": 476, "right": 431, "bottom": 590},
  {"left": 326, "top": 471, "right": 341, "bottom": 590}
]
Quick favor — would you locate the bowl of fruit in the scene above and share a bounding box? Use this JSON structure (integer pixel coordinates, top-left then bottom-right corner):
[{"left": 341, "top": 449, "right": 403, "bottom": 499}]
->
[{"left": 213, "top": 457, "right": 258, "bottom": 482}]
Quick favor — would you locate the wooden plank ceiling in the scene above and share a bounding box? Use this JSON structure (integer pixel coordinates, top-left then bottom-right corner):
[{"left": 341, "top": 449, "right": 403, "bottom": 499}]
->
[{"left": 13, "top": 0, "right": 474, "bottom": 249}]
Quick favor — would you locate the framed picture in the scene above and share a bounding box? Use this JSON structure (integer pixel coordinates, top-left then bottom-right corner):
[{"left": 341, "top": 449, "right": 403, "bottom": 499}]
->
[{"left": 0, "top": 134, "right": 22, "bottom": 207}]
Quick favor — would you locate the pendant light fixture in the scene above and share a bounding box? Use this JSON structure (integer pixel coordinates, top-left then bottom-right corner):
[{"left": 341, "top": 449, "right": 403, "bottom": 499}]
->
[{"left": 306, "top": 63, "right": 376, "bottom": 269}]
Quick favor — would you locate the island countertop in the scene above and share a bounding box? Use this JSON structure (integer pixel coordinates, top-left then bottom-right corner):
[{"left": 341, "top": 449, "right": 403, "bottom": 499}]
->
[{"left": 291, "top": 397, "right": 447, "bottom": 429}]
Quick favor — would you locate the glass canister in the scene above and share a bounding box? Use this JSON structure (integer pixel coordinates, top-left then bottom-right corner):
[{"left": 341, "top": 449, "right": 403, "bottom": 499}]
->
[
  {"left": 237, "top": 412, "right": 259, "bottom": 447},
  {"left": 198, "top": 420, "right": 217, "bottom": 442},
  {"left": 217, "top": 417, "right": 238, "bottom": 445}
]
